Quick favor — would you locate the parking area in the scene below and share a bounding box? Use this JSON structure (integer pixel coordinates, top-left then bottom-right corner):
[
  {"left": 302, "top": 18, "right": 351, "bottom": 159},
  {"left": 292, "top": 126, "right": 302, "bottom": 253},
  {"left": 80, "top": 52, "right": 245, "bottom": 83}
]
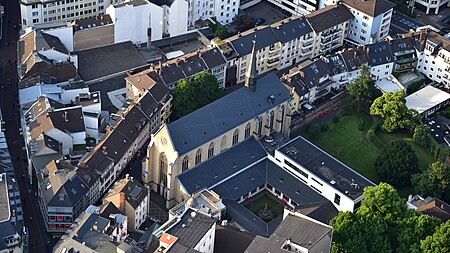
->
[
  {"left": 390, "top": 13, "right": 422, "bottom": 36},
  {"left": 425, "top": 116, "right": 450, "bottom": 147},
  {"left": 241, "top": 1, "right": 288, "bottom": 26}
]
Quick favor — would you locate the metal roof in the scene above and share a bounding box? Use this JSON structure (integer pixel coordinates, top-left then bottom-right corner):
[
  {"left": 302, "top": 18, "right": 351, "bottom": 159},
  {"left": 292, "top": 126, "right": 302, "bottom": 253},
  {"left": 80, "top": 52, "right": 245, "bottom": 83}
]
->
[{"left": 406, "top": 85, "right": 450, "bottom": 114}]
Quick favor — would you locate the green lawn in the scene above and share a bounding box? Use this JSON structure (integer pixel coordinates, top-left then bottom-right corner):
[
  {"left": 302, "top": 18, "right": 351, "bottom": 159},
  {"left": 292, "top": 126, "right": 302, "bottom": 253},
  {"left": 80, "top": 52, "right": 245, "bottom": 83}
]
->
[
  {"left": 377, "top": 130, "right": 435, "bottom": 172},
  {"left": 244, "top": 194, "right": 284, "bottom": 222},
  {"left": 300, "top": 110, "right": 438, "bottom": 198},
  {"left": 302, "top": 112, "right": 379, "bottom": 182}
]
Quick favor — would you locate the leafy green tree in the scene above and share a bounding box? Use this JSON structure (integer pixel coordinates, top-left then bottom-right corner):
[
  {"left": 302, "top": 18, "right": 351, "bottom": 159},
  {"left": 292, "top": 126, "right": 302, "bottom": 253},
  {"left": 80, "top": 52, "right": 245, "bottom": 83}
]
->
[
  {"left": 412, "top": 162, "right": 450, "bottom": 202},
  {"left": 215, "top": 25, "right": 229, "bottom": 39},
  {"left": 375, "top": 140, "right": 419, "bottom": 186},
  {"left": 370, "top": 90, "right": 420, "bottom": 132},
  {"left": 347, "top": 65, "right": 381, "bottom": 112},
  {"left": 413, "top": 125, "right": 436, "bottom": 152},
  {"left": 420, "top": 220, "right": 450, "bottom": 253},
  {"left": 174, "top": 72, "right": 223, "bottom": 118},
  {"left": 331, "top": 183, "right": 416, "bottom": 253},
  {"left": 397, "top": 214, "right": 441, "bottom": 253}
]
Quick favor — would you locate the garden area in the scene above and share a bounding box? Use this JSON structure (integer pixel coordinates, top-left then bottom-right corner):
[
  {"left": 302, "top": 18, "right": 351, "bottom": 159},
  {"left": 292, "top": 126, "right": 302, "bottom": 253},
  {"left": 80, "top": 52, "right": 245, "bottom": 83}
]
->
[
  {"left": 300, "top": 106, "right": 437, "bottom": 197},
  {"left": 243, "top": 193, "right": 284, "bottom": 222}
]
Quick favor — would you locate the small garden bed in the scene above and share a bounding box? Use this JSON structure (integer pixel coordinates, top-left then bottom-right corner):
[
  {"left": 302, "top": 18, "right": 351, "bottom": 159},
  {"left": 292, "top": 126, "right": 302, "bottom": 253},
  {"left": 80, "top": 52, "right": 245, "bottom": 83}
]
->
[{"left": 243, "top": 193, "right": 284, "bottom": 222}]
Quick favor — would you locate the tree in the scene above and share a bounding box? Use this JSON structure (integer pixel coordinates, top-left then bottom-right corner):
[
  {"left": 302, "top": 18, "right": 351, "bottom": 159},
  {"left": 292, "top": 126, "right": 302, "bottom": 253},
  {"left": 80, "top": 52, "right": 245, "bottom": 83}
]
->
[
  {"left": 234, "top": 13, "right": 255, "bottom": 32},
  {"left": 174, "top": 72, "right": 224, "bottom": 118},
  {"left": 215, "top": 25, "right": 229, "bottom": 40},
  {"left": 397, "top": 214, "right": 441, "bottom": 253},
  {"left": 411, "top": 162, "right": 450, "bottom": 202},
  {"left": 375, "top": 140, "right": 419, "bottom": 186},
  {"left": 330, "top": 183, "right": 435, "bottom": 253},
  {"left": 347, "top": 65, "right": 381, "bottom": 112},
  {"left": 370, "top": 90, "right": 421, "bottom": 132},
  {"left": 413, "top": 125, "right": 436, "bottom": 152},
  {"left": 420, "top": 220, "right": 450, "bottom": 253}
]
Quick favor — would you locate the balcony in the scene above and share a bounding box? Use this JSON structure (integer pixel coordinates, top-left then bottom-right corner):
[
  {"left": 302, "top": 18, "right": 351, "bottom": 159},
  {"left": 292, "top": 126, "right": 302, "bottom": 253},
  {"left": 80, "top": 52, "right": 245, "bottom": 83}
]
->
[
  {"left": 267, "top": 58, "right": 280, "bottom": 67},
  {"left": 323, "top": 29, "right": 342, "bottom": 39},
  {"left": 268, "top": 52, "right": 279, "bottom": 60},
  {"left": 301, "top": 42, "right": 313, "bottom": 50},
  {"left": 268, "top": 45, "right": 281, "bottom": 53}
]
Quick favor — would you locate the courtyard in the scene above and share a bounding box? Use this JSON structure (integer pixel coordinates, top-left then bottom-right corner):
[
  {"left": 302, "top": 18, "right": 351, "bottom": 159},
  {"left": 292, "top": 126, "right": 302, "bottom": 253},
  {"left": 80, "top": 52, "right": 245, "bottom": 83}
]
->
[{"left": 243, "top": 192, "right": 285, "bottom": 222}]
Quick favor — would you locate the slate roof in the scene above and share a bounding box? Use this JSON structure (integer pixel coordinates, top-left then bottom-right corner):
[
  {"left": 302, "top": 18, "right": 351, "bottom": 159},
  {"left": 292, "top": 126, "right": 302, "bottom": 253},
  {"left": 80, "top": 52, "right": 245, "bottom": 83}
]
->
[
  {"left": 48, "top": 107, "right": 86, "bottom": 133},
  {"left": 389, "top": 37, "right": 415, "bottom": 55},
  {"left": 271, "top": 17, "right": 313, "bottom": 44},
  {"left": 297, "top": 59, "right": 333, "bottom": 88},
  {"left": 167, "top": 209, "right": 216, "bottom": 250},
  {"left": 106, "top": 177, "right": 148, "bottom": 209},
  {"left": 200, "top": 48, "right": 226, "bottom": 69},
  {"left": 245, "top": 214, "right": 332, "bottom": 253},
  {"left": 279, "top": 136, "right": 375, "bottom": 200},
  {"left": 340, "top": 47, "right": 369, "bottom": 71},
  {"left": 343, "top": 0, "right": 394, "bottom": 17},
  {"left": 367, "top": 41, "right": 394, "bottom": 66},
  {"left": 179, "top": 54, "right": 208, "bottom": 78},
  {"left": 76, "top": 41, "right": 147, "bottom": 82},
  {"left": 177, "top": 138, "right": 267, "bottom": 195},
  {"left": 229, "top": 27, "right": 279, "bottom": 56},
  {"left": 166, "top": 72, "right": 290, "bottom": 155},
  {"left": 306, "top": 4, "right": 354, "bottom": 33},
  {"left": 41, "top": 32, "right": 68, "bottom": 54}
]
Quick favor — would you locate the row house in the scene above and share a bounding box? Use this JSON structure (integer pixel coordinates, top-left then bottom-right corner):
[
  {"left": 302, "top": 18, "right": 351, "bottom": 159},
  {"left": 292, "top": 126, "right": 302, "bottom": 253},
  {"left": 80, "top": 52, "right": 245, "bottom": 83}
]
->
[
  {"left": 37, "top": 159, "right": 89, "bottom": 232},
  {"left": 126, "top": 47, "right": 227, "bottom": 92},
  {"left": 218, "top": 4, "right": 353, "bottom": 85},
  {"left": 78, "top": 89, "right": 168, "bottom": 205}
]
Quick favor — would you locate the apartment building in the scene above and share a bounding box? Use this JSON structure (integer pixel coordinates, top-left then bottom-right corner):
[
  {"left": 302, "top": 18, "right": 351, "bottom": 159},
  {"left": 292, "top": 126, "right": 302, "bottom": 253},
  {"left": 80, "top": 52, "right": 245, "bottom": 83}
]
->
[
  {"left": 19, "top": 0, "right": 121, "bottom": 29},
  {"left": 267, "top": 0, "right": 320, "bottom": 15},
  {"left": 188, "top": 0, "right": 239, "bottom": 26},
  {"left": 219, "top": 6, "right": 351, "bottom": 84},
  {"left": 152, "top": 208, "right": 216, "bottom": 253},
  {"left": 415, "top": 31, "right": 450, "bottom": 86},
  {"left": 103, "top": 175, "right": 149, "bottom": 231},
  {"left": 53, "top": 204, "right": 128, "bottom": 252},
  {"left": 343, "top": 0, "right": 394, "bottom": 44},
  {"left": 126, "top": 47, "right": 227, "bottom": 91},
  {"left": 414, "top": 0, "right": 449, "bottom": 15},
  {"left": 37, "top": 159, "right": 89, "bottom": 232},
  {"left": 106, "top": 0, "right": 188, "bottom": 43},
  {"left": 17, "top": 29, "right": 78, "bottom": 83},
  {"left": 306, "top": 4, "right": 353, "bottom": 58}
]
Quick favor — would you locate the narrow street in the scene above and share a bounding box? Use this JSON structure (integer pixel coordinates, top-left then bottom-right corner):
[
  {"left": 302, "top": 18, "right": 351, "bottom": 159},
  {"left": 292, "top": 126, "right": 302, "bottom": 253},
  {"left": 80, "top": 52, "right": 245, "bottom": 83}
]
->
[{"left": 0, "top": 0, "right": 50, "bottom": 252}]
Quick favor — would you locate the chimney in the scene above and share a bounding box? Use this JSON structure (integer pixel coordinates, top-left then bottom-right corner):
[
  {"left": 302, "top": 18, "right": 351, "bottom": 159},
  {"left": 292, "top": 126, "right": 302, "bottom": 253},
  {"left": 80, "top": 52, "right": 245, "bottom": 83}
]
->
[
  {"left": 147, "top": 27, "right": 152, "bottom": 48},
  {"left": 106, "top": 125, "right": 111, "bottom": 133},
  {"left": 119, "top": 192, "right": 125, "bottom": 211},
  {"left": 125, "top": 174, "right": 129, "bottom": 181},
  {"left": 64, "top": 111, "right": 69, "bottom": 122}
]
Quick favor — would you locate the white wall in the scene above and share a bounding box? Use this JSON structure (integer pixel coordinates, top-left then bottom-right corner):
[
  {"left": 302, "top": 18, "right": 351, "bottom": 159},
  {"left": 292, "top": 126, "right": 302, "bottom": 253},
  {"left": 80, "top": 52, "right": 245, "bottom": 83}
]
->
[
  {"left": 43, "top": 26, "right": 74, "bottom": 52},
  {"left": 60, "top": 88, "right": 90, "bottom": 105},
  {"left": 371, "top": 62, "right": 394, "bottom": 80},
  {"left": 83, "top": 113, "right": 99, "bottom": 139},
  {"left": 194, "top": 222, "right": 215, "bottom": 253},
  {"left": 168, "top": 0, "right": 189, "bottom": 37},
  {"left": 72, "top": 131, "right": 86, "bottom": 145},
  {"left": 273, "top": 150, "right": 357, "bottom": 212},
  {"left": 46, "top": 128, "right": 73, "bottom": 155}
]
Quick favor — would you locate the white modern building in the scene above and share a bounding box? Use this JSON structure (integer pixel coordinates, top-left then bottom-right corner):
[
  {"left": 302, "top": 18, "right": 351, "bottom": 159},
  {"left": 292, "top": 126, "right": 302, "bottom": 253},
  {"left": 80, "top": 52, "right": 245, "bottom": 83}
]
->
[
  {"left": 414, "top": 0, "right": 450, "bottom": 15},
  {"left": 341, "top": 0, "right": 394, "bottom": 45},
  {"left": 106, "top": 0, "right": 188, "bottom": 43},
  {"left": 405, "top": 85, "right": 450, "bottom": 119},
  {"left": 416, "top": 31, "right": 450, "bottom": 86},
  {"left": 20, "top": 0, "right": 117, "bottom": 29}
]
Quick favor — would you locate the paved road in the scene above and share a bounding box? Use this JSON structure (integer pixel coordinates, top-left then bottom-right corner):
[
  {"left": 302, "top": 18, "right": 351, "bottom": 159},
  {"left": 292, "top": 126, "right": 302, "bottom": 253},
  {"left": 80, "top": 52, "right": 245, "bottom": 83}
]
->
[
  {"left": 390, "top": 12, "right": 424, "bottom": 36},
  {"left": 0, "top": 0, "right": 50, "bottom": 252}
]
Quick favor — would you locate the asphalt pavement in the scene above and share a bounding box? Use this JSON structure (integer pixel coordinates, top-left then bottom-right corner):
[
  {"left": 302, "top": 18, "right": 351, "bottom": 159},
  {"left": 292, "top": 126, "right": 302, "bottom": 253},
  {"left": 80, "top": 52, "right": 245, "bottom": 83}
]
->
[
  {"left": 390, "top": 12, "right": 424, "bottom": 36},
  {"left": 0, "top": 0, "right": 51, "bottom": 252}
]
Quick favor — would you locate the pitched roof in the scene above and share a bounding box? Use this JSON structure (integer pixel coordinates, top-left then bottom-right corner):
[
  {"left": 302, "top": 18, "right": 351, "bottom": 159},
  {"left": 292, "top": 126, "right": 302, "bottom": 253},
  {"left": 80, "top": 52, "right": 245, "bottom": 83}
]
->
[
  {"left": 229, "top": 27, "right": 279, "bottom": 56},
  {"left": 343, "top": 0, "right": 395, "bottom": 17},
  {"left": 297, "top": 59, "right": 333, "bottom": 88},
  {"left": 106, "top": 176, "right": 148, "bottom": 209},
  {"left": 270, "top": 17, "right": 313, "bottom": 44},
  {"left": 200, "top": 48, "right": 226, "bottom": 69},
  {"left": 48, "top": 107, "right": 85, "bottom": 133},
  {"left": 340, "top": 46, "right": 369, "bottom": 71},
  {"left": 306, "top": 4, "right": 354, "bottom": 33},
  {"left": 367, "top": 40, "right": 394, "bottom": 66},
  {"left": 41, "top": 32, "right": 68, "bottom": 54},
  {"left": 166, "top": 73, "right": 290, "bottom": 155}
]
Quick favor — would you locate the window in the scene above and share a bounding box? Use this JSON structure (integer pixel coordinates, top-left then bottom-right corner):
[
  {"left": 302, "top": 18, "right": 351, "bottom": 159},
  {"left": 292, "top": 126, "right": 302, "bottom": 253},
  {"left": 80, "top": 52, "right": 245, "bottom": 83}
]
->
[
  {"left": 208, "top": 142, "right": 214, "bottom": 158},
  {"left": 221, "top": 135, "right": 227, "bottom": 151},
  {"left": 334, "top": 193, "right": 341, "bottom": 205},
  {"left": 195, "top": 149, "right": 202, "bottom": 165},
  {"left": 182, "top": 156, "right": 189, "bottom": 171},
  {"left": 32, "top": 11, "right": 39, "bottom": 17},
  {"left": 285, "top": 160, "right": 308, "bottom": 179},
  {"left": 232, "top": 129, "right": 239, "bottom": 145},
  {"left": 159, "top": 153, "right": 168, "bottom": 186},
  {"left": 245, "top": 123, "right": 251, "bottom": 139}
]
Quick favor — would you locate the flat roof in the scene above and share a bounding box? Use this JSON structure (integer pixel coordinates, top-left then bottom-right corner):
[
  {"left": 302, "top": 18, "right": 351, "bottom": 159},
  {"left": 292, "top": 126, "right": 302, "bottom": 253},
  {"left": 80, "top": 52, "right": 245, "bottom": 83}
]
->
[
  {"left": 278, "top": 136, "right": 375, "bottom": 200},
  {"left": 406, "top": 85, "right": 450, "bottom": 114},
  {"left": 375, "top": 78, "right": 403, "bottom": 93}
]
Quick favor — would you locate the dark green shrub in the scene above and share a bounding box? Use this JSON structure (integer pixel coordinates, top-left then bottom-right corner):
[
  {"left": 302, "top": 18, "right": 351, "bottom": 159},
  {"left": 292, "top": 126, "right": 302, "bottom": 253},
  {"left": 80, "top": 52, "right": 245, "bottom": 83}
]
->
[
  {"left": 332, "top": 116, "right": 339, "bottom": 123},
  {"left": 320, "top": 124, "right": 329, "bottom": 132}
]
